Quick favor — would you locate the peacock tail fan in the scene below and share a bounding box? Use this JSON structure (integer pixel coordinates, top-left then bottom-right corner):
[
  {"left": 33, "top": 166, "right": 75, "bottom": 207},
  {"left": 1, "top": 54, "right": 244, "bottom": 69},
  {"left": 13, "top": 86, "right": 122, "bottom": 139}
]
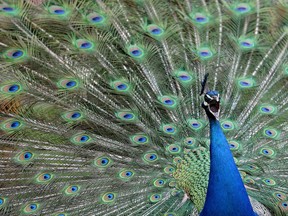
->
[{"left": 0, "top": 0, "right": 287, "bottom": 215}]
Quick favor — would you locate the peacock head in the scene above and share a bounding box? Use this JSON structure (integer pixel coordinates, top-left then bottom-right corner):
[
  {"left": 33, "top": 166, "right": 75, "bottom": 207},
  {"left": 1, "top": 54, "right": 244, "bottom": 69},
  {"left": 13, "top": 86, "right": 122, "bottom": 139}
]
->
[{"left": 202, "top": 90, "right": 220, "bottom": 120}]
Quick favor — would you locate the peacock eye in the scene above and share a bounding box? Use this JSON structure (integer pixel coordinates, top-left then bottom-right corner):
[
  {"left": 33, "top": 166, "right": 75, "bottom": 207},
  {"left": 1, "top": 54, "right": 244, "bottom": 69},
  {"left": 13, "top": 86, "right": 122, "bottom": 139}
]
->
[
  {"left": 162, "top": 124, "right": 177, "bottom": 135},
  {"left": 87, "top": 12, "right": 106, "bottom": 25},
  {"left": 71, "top": 134, "right": 92, "bottom": 145},
  {"left": 48, "top": 6, "right": 68, "bottom": 16},
  {"left": 75, "top": 39, "right": 94, "bottom": 50},
  {"left": 130, "top": 134, "right": 149, "bottom": 145},
  {"left": 153, "top": 179, "right": 166, "bottom": 187},
  {"left": 262, "top": 178, "right": 276, "bottom": 186},
  {"left": 23, "top": 203, "right": 40, "bottom": 213},
  {"left": 58, "top": 78, "right": 79, "bottom": 90},
  {"left": 16, "top": 151, "right": 34, "bottom": 163},
  {"left": 143, "top": 152, "right": 158, "bottom": 163},
  {"left": 0, "top": 197, "right": 7, "bottom": 207},
  {"left": 94, "top": 156, "right": 112, "bottom": 168},
  {"left": 167, "top": 144, "right": 182, "bottom": 154},
  {"left": 128, "top": 45, "right": 144, "bottom": 59},
  {"left": 64, "top": 185, "right": 80, "bottom": 195},
  {"left": 149, "top": 193, "right": 162, "bottom": 203},
  {"left": 187, "top": 119, "right": 204, "bottom": 130},
  {"left": 164, "top": 166, "right": 175, "bottom": 174},
  {"left": 119, "top": 170, "right": 134, "bottom": 180},
  {"left": 115, "top": 110, "right": 137, "bottom": 121},
  {"left": 36, "top": 173, "right": 54, "bottom": 183},
  {"left": 173, "top": 157, "right": 182, "bottom": 164},
  {"left": 101, "top": 192, "right": 117, "bottom": 203}
]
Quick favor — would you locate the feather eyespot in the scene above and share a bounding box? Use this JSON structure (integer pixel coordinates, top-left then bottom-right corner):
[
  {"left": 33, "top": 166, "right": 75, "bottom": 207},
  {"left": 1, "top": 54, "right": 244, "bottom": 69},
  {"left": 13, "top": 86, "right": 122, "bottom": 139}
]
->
[
  {"left": 179, "top": 75, "right": 190, "bottom": 81},
  {"left": 75, "top": 39, "right": 94, "bottom": 50},
  {"left": 115, "top": 110, "right": 137, "bottom": 121},
  {"left": 111, "top": 80, "right": 131, "bottom": 93},
  {"left": 244, "top": 164, "right": 260, "bottom": 172},
  {"left": 119, "top": 170, "right": 134, "bottom": 180},
  {"left": 147, "top": 24, "right": 164, "bottom": 36},
  {"left": 263, "top": 128, "right": 278, "bottom": 139},
  {"left": 128, "top": 45, "right": 144, "bottom": 59},
  {"left": 64, "top": 185, "right": 80, "bottom": 195},
  {"left": 101, "top": 192, "right": 116, "bottom": 203},
  {"left": 187, "top": 119, "right": 204, "bottom": 130},
  {"left": 62, "top": 111, "right": 83, "bottom": 122},
  {"left": 184, "top": 137, "right": 196, "bottom": 146},
  {"left": 164, "top": 166, "right": 175, "bottom": 174},
  {"left": 48, "top": 6, "right": 68, "bottom": 16},
  {"left": 23, "top": 203, "right": 39, "bottom": 213},
  {"left": 194, "top": 13, "right": 208, "bottom": 23},
  {"left": 7, "top": 50, "right": 23, "bottom": 58},
  {"left": 234, "top": 4, "right": 251, "bottom": 14},
  {"left": 273, "top": 192, "right": 286, "bottom": 200},
  {"left": 58, "top": 78, "right": 79, "bottom": 90},
  {"left": 130, "top": 134, "right": 149, "bottom": 145},
  {"left": 174, "top": 70, "right": 193, "bottom": 85},
  {"left": 117, "top": 84, "right": 127, "bottom": 90},
  {"left": 0, "top": 83, "right": 22, "bottom": 94},
  {"left": 239, "top": 39, "right": 255, "bottom": 49},
  {"left": 16, "top": 151, "right": 34, "bottom": 163},
  {"left": 161, "top": 124, "right": 177, "bottom": 135},
  {"left": 0, "top": 6, "right": 14, "bottom": 12},
  {"left": 189, "top": 12, "right": 210, "bottom": 26},
  {"left": 0, "top": 197, "right": 7, "bottom": 208},
  {"left": 260, "top": 148, "right": 275, "bottom": 157},
  {"left": 158, "top": 95, "right": 178, "bottom": 109},
  {"left": 143, "top": 152, "right": 158, "bottom": 163},
  {"left": 149, "top": 194, "right": 162, "bottom": 203},
  {"left": 221, "top": 120, "right": 235, "bottom": 131},
  {"left": 4, "top": 49, "right": 26, "bottom": 61},
  {"left": 280, "top": 201, "right": 288, "bottom": 210},
  {"left": 237, "top": 78, "right": 255, "bottom": 88},
  {"left": 94, "top": 156, "right": 112, "bottom": 168},
  {"left": 238, "top": 78, "right": 255, "bottom": 89},
  {"left": 87, "top": 12, "right": 106, "bottom": 24},
  {"left": 71, "top": 134, "right": 92, "bottom": 145},
  {"left": 229, "top": 141, "right": 240, "bottom": 151},
  {"left": 36, "top": 173, "right": 53, "bottom": 183},
  {"left": 1, "top": 119, "right": 23, "bottom": 131},
  {"left": 0, "top": 5, "right": 19, "bottom": 15},
  {"left": 263, "top": 178, "right": 276, "bottom": 186},
  {"left": 244, "top": 177, "right": 255, "bottom": 185},
  {"left": 199, "top": 49, "right": 212, "bottom": 58},
  {"left": 6, "top": 84, "right": 20, "bottom": 93},
  {"left": 173, "top": 157, "right": 182, "bottom": 164},
  {"left": 197, "top": 47, "right": 214, "bottom": 60},
  {"left": 167, "top": 144, "right": 181, "bottom": 154},
  {"left": 259, "top": 105, "right": 276, "bottom": 114},
  {"left": 154, "top": 179, "right": 165, "bottom": 187}
]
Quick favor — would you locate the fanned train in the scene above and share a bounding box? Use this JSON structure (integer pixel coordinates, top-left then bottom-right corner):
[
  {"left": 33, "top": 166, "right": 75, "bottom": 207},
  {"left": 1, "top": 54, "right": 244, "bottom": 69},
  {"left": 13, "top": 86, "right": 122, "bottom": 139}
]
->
[{"left": 0, "top": 0, "right": 287, "bottom": 216}]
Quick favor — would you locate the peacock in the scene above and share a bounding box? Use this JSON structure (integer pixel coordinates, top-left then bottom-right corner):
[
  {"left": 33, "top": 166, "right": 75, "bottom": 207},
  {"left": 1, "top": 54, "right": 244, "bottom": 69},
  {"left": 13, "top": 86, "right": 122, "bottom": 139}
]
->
[{"left": 0, "top": 0, "right": 287, "bottom": 215}]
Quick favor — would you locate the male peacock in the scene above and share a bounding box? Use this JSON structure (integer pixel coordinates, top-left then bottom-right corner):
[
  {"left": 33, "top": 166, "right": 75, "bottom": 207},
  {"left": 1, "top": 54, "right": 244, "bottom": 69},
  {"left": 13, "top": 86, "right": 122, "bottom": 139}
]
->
[{"left": 0, "top": 0, "right": 287, "bottom": 215}]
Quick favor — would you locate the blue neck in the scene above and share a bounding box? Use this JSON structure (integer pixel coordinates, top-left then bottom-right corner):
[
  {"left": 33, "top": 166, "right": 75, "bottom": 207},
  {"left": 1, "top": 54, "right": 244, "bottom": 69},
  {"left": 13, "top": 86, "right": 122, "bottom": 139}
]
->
[{"left": 200, "top": 118, "right": 255, "bottom": 216}]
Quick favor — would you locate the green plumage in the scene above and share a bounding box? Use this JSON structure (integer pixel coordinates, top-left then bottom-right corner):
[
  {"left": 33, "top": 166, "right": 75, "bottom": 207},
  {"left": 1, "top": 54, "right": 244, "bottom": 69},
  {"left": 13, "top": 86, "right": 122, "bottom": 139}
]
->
[{"left": 0, "top": 0, "right": 287, "bottom": 215}]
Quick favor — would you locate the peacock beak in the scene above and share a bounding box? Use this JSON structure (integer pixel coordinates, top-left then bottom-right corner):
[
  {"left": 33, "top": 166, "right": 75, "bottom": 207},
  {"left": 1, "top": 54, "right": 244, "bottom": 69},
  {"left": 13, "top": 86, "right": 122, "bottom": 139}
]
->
[{"left": 203, "top": 93, "right": 220, "bottom": 119}]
